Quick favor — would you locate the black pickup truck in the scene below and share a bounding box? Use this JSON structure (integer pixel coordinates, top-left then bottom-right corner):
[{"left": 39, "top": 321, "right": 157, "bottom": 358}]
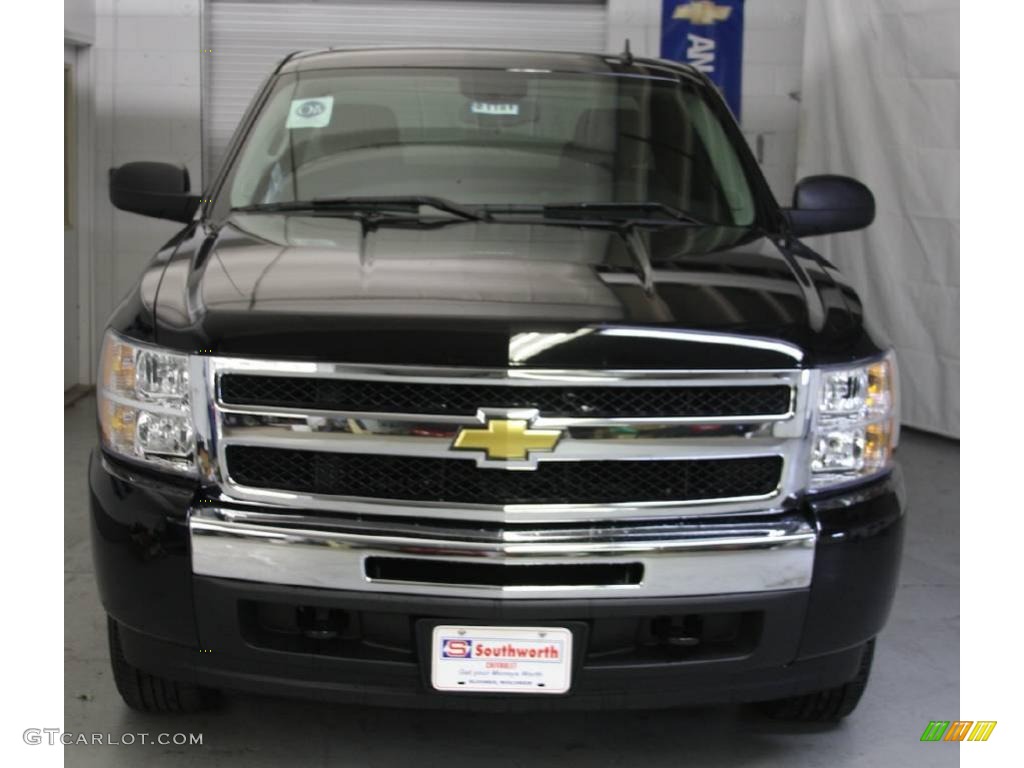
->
[{"left": 93, "top": 48, "right": 903, "bottom": 720}]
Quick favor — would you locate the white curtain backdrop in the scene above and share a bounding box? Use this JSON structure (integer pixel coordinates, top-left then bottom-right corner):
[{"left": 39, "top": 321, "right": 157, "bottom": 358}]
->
[{"left": 798, "top": 0, "right": 959, "bottom": 437}]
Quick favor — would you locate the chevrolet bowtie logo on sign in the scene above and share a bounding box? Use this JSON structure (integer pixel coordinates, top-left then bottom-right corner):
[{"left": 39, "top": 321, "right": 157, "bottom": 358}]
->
[
  {"left": 672, "top": 1, "right": 732, "bottom": 24},
  {"left": 662, "top": 0, "right": 743, "bottom": 117},
  {"left": 452, "top": 417, "right": 561, "bottom": 464}
]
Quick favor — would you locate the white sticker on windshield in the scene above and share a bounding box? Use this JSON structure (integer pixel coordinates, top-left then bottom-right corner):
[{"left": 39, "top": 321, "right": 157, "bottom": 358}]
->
[
  {"left": 470, "top": 101, "right": 520, "bottom": 116},
  {"left": 286, "top": 96, "right": 334, "bottom": 128}
]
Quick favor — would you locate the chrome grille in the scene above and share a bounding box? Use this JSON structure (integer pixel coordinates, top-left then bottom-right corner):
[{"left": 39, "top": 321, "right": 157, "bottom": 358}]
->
[{"left": 194, "top": 358, "right": 812, "bottom": 524}]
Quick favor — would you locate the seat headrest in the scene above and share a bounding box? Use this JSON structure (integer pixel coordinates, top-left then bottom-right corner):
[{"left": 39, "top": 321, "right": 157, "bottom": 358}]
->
[
  {"left": 320, "top": 103, "right": 400, "bottom": 154},
  {"left": 571, "top": 108, "right": 641, "bottom": 151},
  {"left": 290, "top": 103, "right": 401, "bottom": 166}
]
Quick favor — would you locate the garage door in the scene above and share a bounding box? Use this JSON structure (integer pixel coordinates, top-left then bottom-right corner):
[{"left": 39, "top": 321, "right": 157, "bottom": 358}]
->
[{"left": 202, "top": 0, "right": 609, "bottom": 179}]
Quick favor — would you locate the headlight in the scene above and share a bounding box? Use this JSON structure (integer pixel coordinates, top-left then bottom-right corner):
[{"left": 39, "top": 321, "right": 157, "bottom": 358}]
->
[
  {"left": 810, "top": 351, "right": 898, "bottom": 490},
  {"left": 97, "top": 331, "right": 195, "bottom": 474}
]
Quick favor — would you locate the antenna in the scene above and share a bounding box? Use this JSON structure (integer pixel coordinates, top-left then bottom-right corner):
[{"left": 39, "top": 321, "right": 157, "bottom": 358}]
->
[{"left": 621, "top": 39, "right": 634, "bottom": 66}]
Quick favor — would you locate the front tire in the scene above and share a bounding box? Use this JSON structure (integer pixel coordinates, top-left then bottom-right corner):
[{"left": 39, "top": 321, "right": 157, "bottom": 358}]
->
[
  {"left": 757, "top": 640, "right": 875, "bottom": 722},
  {"left": 107, "top": 616, "right": 221, "bottom": 713}
]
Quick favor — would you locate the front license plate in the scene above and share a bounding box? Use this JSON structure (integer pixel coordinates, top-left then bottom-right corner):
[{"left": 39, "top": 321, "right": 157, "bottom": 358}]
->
[{"left": 431, "top": 625, "right": 573, "bottom": 695}]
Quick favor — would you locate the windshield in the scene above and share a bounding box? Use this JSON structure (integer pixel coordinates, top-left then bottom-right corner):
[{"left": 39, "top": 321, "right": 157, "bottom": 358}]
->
[{"left": 218, "top": 67, "right": 759, "bottom": 226}]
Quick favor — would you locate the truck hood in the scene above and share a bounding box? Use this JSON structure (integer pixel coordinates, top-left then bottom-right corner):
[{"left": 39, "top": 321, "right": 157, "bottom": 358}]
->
[{"left": 148, "top": 213, "right": 876, "bottom": 368}]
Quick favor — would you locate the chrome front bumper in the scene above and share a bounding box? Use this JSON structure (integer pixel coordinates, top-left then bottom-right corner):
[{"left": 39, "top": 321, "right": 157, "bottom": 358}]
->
[{"left": 190, "top": 507, "right": 816, "bottom": 600}]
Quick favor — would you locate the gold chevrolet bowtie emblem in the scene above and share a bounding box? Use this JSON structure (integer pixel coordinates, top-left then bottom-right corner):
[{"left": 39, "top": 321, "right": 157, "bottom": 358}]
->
[
  {"left": 672, "top": 1, "right": 732, "bottom": 24},
  {"left": 453, "top": 419, "right": 561, "bottom": 461}
]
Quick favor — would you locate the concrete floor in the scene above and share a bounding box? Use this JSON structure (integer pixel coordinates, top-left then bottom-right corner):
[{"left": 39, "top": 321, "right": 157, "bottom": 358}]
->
[{"left": 65, "top": 396, "right": 958, "bottom": 766}]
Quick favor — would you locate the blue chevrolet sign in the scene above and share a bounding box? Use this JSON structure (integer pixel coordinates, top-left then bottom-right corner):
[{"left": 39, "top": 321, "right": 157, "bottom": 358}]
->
[{"left": 661, "top": 0, "right": 745, "bottom": 118}]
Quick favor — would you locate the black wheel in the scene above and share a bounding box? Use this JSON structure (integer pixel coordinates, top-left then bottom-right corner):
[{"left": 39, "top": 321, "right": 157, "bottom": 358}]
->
[
  {"left": 757, "top": 640, "right": 875, "bottom": 722},
  {"left": 107, "top": 616, "right": 221, "bottom": 713}
]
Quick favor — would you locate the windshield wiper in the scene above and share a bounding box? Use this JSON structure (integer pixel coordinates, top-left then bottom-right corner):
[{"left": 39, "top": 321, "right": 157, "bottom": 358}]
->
[
  {"left": 475, "top": 202, "right": 707, "bottom": 292},
  {"left": 479, "top": 201, "right": 710, "bottom": 226},
  {"left": 544, "top": 202, "right": 709, "bottom": 225},
  {"left": 232, "top": 195, "right": 487, "bottom": 222}
]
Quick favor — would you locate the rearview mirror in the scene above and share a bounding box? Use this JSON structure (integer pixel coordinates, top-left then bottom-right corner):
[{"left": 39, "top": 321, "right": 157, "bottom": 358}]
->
[
  {"left": 109, "top": 162, "right": 200, "bottom": 223},
  {"left": 783, "top": 175, "right": 875, "bottom": 237}
]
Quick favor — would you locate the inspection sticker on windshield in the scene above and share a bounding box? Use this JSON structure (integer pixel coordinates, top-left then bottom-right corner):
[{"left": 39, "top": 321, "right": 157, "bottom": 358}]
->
[
  {"left": 286, "top": 96, "right": 333, "bottom": 128},
  {"left": 431, "top": 625, "right": 572, "bottom": 694}
]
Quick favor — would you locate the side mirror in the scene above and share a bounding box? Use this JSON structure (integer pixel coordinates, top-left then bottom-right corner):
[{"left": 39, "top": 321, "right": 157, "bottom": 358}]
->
[
  {"left": 109, "top": 162, "right": 200, "bottom": 223},
  {"left": 783, "top": 175, "right": 875, "bottom": 237}
]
